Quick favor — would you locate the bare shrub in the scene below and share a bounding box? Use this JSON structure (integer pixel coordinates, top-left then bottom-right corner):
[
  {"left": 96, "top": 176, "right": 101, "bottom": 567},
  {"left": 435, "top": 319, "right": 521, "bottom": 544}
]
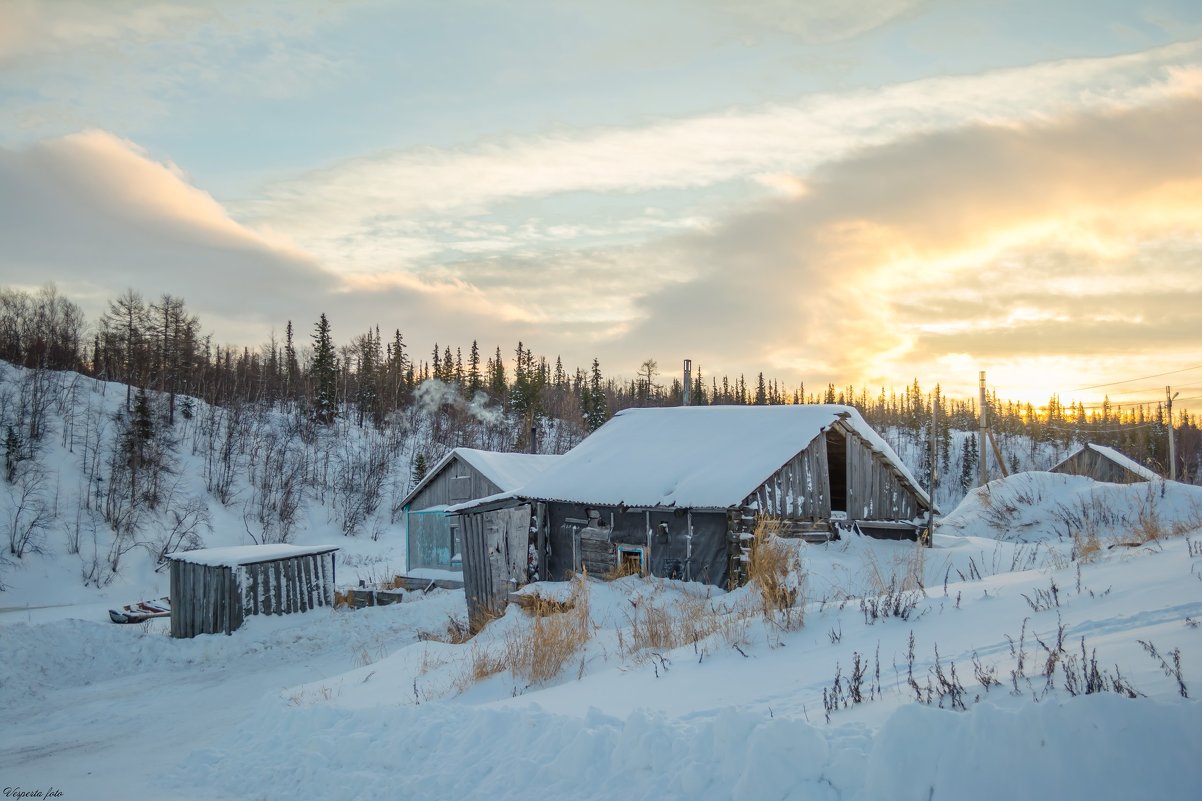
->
[{"left": 4, "top": 462, "right": 52, "bottom": 558}]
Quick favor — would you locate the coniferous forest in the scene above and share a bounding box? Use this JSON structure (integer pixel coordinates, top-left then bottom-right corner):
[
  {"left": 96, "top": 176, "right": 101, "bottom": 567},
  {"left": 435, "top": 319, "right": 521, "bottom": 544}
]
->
[{"left": 0, "top": 283, "right": 1198, "bottom": 587}]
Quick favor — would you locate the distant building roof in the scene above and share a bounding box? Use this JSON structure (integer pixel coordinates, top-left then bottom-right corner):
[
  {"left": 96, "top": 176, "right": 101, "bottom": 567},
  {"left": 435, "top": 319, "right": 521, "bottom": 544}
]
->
[
  {"left": 456, "top": 404, "right": 928, "bottom": 510},
  {"left": 400, "top": 447, "right": 560, "bottom": 509},
  {"left": 1050, "top": 442, "right": 1161, "bottom": 482}
]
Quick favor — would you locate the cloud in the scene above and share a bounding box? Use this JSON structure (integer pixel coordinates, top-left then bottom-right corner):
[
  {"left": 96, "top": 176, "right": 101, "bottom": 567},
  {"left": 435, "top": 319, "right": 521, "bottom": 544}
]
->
[
  {"left": 243, "top": 40, "right": 1202, "bottom": 276},
  {"left": 0, "top": 131, "right": 337, "bottom": 332},
  {"left": 705, "top": 0, "right": 926, "bottom": 44},
  {"left": 3, "top": 35, "right": 1201, "bottom": 405},
  {"left": 0, "top": 129, "right": 575, "bottom": 355},
  {"left": 620, "top": 93, "right": 1202, "bottom": 396},
  {"left": 0, "top": 1, "right": 212, "bottom": 63}
]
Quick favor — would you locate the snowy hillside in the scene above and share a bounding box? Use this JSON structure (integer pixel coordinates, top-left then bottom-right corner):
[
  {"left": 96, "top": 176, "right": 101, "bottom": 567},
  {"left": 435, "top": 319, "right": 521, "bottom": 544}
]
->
[
  {"left": 3, "top": 471, "right": 1201, "bottom": 800},
  {"left": 0, "top": 363, "right": 564, "bottom": 607}
]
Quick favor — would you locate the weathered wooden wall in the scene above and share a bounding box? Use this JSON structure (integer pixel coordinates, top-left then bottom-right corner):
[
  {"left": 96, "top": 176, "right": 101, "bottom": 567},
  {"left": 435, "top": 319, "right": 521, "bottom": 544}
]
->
[
  {"left": 747, "top": 437, "right": 832, "bottom": 521},
  {"left": 460, "top": 504, "right": 532, "bottom": 629},
  {"left": 842, "top": 423, "right": 923, "bottom": 521},
  {"left": 170, "top": 551, "right": 336, "bottom": 639},
  {"left": 408, "top": 455, "right": 503, "bottom": 509},
  {"left": 545, "top": 504, "right": 730, "bottom": 588}
]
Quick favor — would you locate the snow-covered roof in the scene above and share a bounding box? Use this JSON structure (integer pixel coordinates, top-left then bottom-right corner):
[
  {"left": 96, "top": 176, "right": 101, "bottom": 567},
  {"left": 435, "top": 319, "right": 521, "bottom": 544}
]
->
[
  {"left": 166, "top": 544, "right": 339, "bottom": 567},
  {"left": 458, "top": 448, "right": 561, "bottom": 491},
  {"left": 1052, "top": 443, "right": 1161, "bottom": 482},
  {"left": 475, "top": 404, "right": 928, "bottom": 510},
  {"left": 401, "top": 447, "right": 561, "bottom": 509}
]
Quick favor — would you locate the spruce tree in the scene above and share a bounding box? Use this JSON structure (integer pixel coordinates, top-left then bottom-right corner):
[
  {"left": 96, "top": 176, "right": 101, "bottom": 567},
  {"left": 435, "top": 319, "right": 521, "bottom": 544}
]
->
[
  {"left": 311, "top": 313, "right": 337, "bottom": 424},
  {"left": 584, "top": 357, "right": 608, "bottom": 431},
  {"left": 467, "top": 340, "right": 481, "bottom": 396},
  {"left": 411, "top": 452, "right": 428, "bottom": 485}
]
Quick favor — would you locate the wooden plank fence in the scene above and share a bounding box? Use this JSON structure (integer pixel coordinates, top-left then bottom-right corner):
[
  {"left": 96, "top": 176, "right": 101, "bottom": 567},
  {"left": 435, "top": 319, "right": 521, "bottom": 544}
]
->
[{"left": 169, "top": 550, "right": 337, "bottom": 639}]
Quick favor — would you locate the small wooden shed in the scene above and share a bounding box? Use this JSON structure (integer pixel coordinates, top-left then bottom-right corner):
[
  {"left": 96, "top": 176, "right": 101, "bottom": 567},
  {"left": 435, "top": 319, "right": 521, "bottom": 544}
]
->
[
  {"left": 400, "top": 448, "right": 558, "bottom": 572},
  {"left": 166, "top": 544, "right": 339, "bottom": 638},
  {"left": 453, "top": 405, "right": 934, "bottom": 626},
  {"left": 1050, "top": 442, "right": 1162, "bottom": 484}
]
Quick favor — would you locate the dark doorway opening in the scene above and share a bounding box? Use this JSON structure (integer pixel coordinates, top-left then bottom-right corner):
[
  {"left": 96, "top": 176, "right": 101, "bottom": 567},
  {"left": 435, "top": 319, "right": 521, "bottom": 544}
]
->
[{"left": 826, "top": 428, "right": 847, "bottom": 513}]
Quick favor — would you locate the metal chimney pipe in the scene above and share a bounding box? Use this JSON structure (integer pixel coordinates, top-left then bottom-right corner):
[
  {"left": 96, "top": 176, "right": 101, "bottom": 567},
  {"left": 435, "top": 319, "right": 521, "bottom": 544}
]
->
[{"left": 682, "top": 359, "right": 692, "bottom": 406}]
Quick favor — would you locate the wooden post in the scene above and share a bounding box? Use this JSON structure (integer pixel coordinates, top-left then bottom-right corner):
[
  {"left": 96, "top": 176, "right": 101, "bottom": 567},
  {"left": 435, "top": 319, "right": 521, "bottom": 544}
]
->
[
  {"left": 1167, "top": 386, "right": 1178, "bottom": 481},
  {"left": 978, "top": 371, "right": 988, "bottom": 486},
  {"left": 986, "top": 429, "right": 1009, "bottom": 478},
  {"left": 926, "top": 401, "right": 936, "bottom": 548}
]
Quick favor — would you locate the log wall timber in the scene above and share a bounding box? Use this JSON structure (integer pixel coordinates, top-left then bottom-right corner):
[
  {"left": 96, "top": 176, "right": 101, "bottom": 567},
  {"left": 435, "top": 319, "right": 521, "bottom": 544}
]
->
[{"left": 168, "top": 549, "right": 337, "bottom": 638}]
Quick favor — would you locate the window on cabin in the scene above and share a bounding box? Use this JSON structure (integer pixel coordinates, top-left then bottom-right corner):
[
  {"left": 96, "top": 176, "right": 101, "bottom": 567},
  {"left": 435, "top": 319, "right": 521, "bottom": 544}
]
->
[
  {"left": 617, "top": 547, "right": 644, "bottom": 577},
  {"left": 449, "top": 475, "right": 472, "bottom": 502}
]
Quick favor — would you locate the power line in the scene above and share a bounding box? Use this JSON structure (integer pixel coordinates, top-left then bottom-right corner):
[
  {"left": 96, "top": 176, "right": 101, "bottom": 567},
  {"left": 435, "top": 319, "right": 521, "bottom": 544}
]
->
[
  {"left": 1071, "top": 365, "right": 1202, "bottom": 392},
  {"left": 1040, "top": 421, "right": 1164, "bottom": 433}
]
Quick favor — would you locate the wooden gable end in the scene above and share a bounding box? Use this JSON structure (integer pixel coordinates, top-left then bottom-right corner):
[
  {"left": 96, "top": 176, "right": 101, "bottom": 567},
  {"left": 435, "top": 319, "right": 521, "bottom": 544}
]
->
[{"left": 408, "top": 455, "right": 503, "bottom": 510}]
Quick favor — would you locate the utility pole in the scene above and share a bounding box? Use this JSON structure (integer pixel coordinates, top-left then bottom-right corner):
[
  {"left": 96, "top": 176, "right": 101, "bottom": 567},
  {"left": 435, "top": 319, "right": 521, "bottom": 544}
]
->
[
  {"left": 682, "top": 359, "right": 692, "bottom": 407},
  {"left": 978, "top": 371, "right": 988, "bottom": 486},
  {"left": 927, "top": 399, "right": 937, "bottom": 547},
  {"left": 1167, "top": 386, "right": 1178, "bottom": 481}
]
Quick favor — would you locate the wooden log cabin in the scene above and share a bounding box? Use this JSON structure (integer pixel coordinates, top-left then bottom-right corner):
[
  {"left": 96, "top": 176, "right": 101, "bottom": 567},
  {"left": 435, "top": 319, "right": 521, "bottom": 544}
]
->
[
  {"left": 1049, "top": 442, "right": 1162, "bottom": 484},
  {"left": 400, "top": 448, "right": 559, "bottom": 573},
  {"left": 451, "top": 405, "right": 934, "bottom": 627},
  {"left": 166, "top": 544, "right": 339, "bottom": 638}
]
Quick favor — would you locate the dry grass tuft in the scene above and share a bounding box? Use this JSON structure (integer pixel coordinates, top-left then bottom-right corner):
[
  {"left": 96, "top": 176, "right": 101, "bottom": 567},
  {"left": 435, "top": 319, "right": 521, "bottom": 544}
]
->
[
  {"left": 1072, "top": 530, "right": 1103, "bottom": 563},
  {"left": 504, "top": 574, "right": 592, "bottom": 685},
  {"left": 1134, "top": 503, "right": 1165, "bottom": 544},
  {"left": 747, "top": 518, "right": 805, "bottom": 630},
  {"left": 418, "top": 614, "right": 472, "bottom": 645},
  {"left": 467, "top": 642, "right": 507, "bottom": 682},
  {"left": 621, "top": 593, "right": 714, "bottom": 653},
  {"left": 862, "top": 542, "right": 926, "bottom": 594},
  {"left": 512, "top": 592, "right": 575, "bottom": 616}
]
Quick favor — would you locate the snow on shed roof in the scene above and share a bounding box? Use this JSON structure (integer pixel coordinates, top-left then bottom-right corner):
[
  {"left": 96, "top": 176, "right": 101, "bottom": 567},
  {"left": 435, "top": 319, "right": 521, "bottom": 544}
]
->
[
  {"left": 1052, "top": 443, "right": 1162, "bottom": 482},
  {"left": 503, "top": 404, "right": 928, "bottom": 510},
  {"left": 401, "top": 447, "right": 560, "bottom": 509},
  {"left": 458, "top": 448, "right": 561, "bottom": 491},
  {"left": 166, "top": 544, "right": 339, "bottom": 567}
]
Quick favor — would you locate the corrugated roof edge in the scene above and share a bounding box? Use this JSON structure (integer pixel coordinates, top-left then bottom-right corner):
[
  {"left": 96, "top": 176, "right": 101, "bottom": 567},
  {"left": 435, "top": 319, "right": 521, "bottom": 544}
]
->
[{"left": 166, "top": 544, "right": 339, "bottom": 567}]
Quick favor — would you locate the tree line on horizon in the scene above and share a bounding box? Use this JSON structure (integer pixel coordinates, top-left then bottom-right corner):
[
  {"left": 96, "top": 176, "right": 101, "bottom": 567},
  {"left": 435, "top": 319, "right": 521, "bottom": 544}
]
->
[{"left": 1, "top": 283, "right": 1196, "bottom": 479}]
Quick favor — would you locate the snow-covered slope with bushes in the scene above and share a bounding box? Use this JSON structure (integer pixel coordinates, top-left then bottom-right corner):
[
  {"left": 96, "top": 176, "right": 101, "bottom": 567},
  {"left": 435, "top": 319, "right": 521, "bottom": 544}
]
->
[
  {"left": 4, "top": 472, "right": 1202, "bottom": 800},
  {"left": 3, "top": 366, "right": 1201, "bottom": 801}
]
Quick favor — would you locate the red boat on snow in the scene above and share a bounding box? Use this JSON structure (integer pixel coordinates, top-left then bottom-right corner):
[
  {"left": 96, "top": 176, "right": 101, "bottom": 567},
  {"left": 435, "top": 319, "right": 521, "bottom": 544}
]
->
[{"left": 108, "top": 597, "right": 171, "bottom": 624}]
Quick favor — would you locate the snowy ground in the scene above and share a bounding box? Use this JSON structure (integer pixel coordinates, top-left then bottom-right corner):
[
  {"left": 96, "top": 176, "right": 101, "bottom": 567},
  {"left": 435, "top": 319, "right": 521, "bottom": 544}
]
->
[{"left": 3, "top": 474, "right": 1202, "bottom": 800}]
